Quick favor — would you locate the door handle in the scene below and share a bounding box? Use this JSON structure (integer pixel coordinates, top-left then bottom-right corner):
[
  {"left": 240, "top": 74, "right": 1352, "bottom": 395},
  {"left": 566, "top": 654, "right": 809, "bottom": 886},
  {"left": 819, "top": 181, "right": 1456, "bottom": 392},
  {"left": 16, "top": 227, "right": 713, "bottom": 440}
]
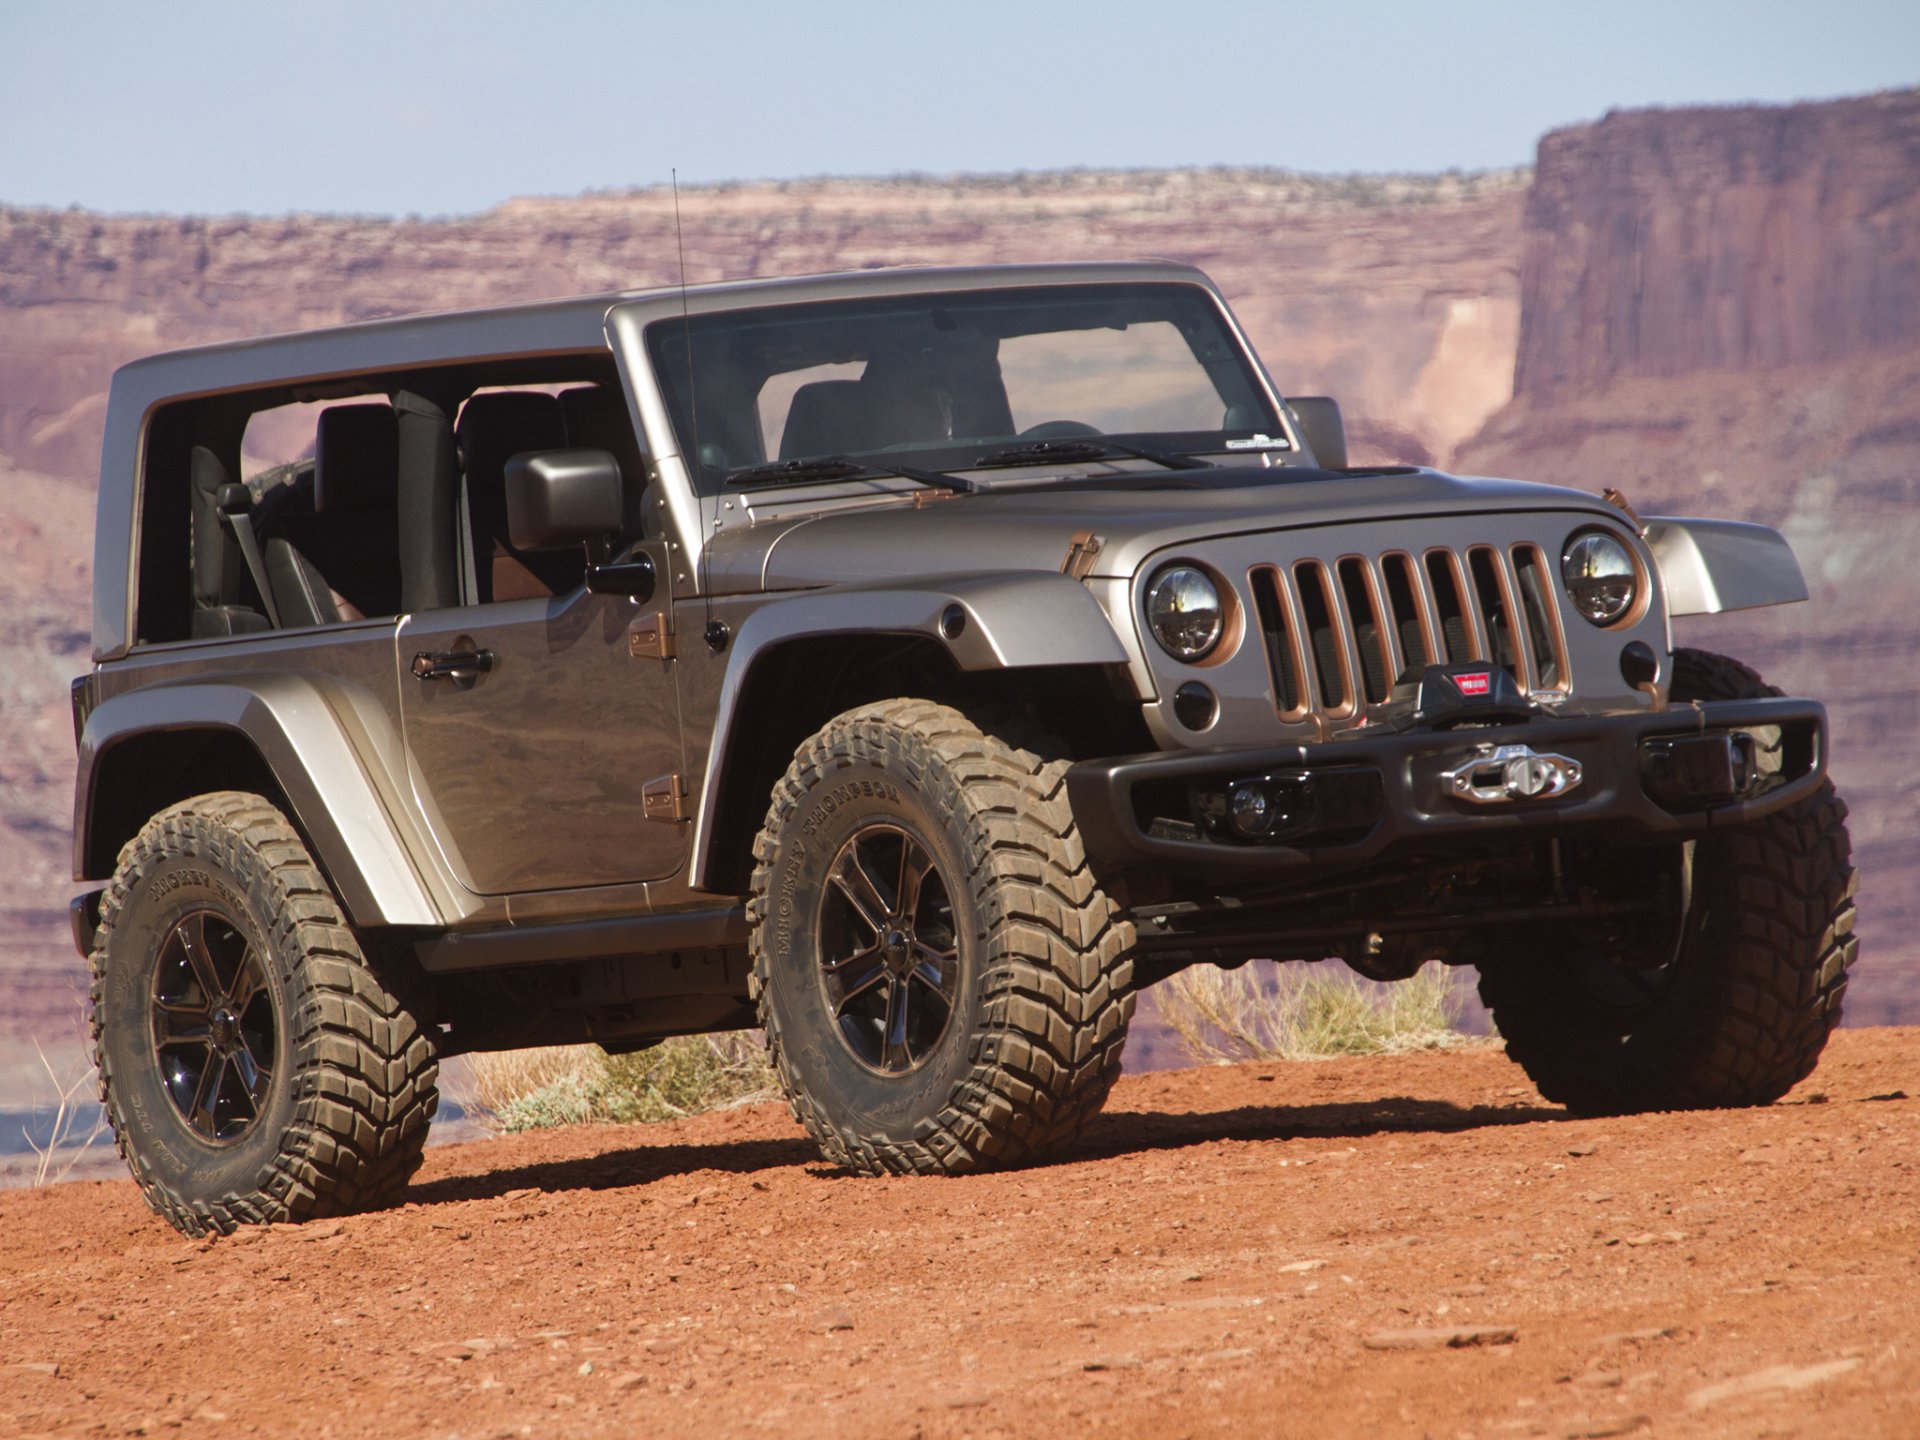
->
[{"left": 411, "top": 648, "right": 494, "bottom": 681}]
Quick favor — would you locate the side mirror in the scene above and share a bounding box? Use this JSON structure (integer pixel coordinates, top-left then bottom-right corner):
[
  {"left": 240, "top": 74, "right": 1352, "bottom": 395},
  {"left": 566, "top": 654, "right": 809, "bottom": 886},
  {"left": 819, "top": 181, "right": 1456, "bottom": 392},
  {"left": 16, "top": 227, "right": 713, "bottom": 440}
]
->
[
  {"left": 504, "top": 449, "right": 624, "bottom": 551},
  {"left": 1287, "top": 396, "right": 1348, "bottom": 471}
]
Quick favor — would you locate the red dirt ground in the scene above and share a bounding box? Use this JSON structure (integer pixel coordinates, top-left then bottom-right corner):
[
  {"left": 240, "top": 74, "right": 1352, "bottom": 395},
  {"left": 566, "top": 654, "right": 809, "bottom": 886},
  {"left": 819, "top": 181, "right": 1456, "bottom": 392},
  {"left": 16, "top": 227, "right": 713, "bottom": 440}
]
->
[{"left": 2, "top": 1029, "right": 1916, "bottom": 1440}]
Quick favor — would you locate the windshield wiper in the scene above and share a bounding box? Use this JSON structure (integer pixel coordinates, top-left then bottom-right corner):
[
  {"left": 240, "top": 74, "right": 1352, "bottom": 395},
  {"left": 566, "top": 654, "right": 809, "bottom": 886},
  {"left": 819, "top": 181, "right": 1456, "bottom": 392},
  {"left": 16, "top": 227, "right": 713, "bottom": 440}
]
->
[
  {"left": 725, "top": 455, "right": 978, "bottom": 494},
  {"left": 970, "top": 439, "right": 1212, "bottom": 472}
]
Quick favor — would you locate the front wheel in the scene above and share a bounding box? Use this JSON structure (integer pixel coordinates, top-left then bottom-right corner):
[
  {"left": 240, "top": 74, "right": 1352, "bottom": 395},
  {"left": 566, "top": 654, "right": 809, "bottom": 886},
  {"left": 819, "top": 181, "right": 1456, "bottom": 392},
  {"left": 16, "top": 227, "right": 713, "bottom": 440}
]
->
[
  {"left": 1478, "top": 649, "right": 1858, "bottom": 1114},
  {"left": 748, "top": 701, "right": 1134, "bottom": 1174}
]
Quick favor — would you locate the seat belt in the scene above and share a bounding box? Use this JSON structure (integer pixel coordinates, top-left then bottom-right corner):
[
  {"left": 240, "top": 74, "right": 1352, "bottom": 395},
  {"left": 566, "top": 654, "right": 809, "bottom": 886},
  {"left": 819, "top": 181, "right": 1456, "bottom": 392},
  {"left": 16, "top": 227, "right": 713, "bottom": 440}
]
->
[{"left": 216, "top": 483, "right": 282, "bottom": 629}]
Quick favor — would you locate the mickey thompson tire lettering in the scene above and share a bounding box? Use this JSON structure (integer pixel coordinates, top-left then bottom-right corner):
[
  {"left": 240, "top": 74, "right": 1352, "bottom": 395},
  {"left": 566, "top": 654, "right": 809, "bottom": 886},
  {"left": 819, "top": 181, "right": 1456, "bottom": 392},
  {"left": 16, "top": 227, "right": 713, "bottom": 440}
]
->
[
  {"left": 90, "top": 791, "right": 438, "bottom": 1236},
  {"left": 1478, "top": 648, "right": 1858, "bottom": 1115},
  {"left": 748, "top": 700, "right": 1135, "bottom": 1175}
]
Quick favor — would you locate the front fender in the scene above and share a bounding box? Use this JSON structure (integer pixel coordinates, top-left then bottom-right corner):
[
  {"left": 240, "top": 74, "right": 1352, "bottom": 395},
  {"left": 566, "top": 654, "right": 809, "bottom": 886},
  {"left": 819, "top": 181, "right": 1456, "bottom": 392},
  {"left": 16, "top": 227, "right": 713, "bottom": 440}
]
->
[
  {"left": 1646, "top": 517, "right": 1808, "bottom": 616},
  {"left": 688, "top": 572, "right": 1129, "bottom": 891},
  {"left": 74, "top": 677, "right": 443, "bottom": 926}
]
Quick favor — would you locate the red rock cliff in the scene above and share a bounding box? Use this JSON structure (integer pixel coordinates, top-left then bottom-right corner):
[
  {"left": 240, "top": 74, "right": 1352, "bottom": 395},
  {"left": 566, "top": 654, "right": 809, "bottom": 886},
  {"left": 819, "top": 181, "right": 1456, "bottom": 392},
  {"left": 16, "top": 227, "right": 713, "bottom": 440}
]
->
[{"left": 1513, "top": 88, "right": 1920, "bottom": 401}]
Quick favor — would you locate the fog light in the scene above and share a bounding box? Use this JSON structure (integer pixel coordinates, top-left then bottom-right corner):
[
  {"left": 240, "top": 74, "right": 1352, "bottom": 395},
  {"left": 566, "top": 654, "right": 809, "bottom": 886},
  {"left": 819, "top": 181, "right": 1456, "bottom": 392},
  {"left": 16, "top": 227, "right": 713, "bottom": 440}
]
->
[
  {"left": 1172, "top": 681, "right": 1217, "bottom": 731},
  {"left": 1230, "top": 783, "right": 1274, "bottom": 836}
]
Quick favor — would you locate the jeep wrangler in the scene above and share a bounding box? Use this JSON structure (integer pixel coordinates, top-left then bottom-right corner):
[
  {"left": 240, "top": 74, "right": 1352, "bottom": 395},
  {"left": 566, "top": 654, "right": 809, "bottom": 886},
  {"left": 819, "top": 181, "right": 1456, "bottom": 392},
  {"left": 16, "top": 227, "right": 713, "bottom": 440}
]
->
[{"left": 71, "top": 262, "right": 1856, "bottom": 1234}]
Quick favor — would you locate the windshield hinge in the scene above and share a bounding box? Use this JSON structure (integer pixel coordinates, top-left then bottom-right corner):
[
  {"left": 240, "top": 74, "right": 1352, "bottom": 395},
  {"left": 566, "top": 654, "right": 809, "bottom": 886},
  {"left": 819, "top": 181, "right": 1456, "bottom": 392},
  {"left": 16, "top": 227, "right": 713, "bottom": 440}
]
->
[
  {"left": 628, "top": 613, "right": 676, "bottom": 661},
  {"left": 1061, "top": 530, "right": 1105, "bottom": 580},
  {"left": 642, "top": 774, "right": 690, "bottom": 823},
  {"left": 1603, "top": 487, "right": 1648, "bottom": 537}
]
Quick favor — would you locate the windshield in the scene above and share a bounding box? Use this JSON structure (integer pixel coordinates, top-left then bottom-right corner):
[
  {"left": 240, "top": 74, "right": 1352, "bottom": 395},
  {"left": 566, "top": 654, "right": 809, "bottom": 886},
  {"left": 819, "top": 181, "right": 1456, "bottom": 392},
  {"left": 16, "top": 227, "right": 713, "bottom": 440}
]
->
[{"left": 645, "top": 283, "right": 1286, "bottom": 494}]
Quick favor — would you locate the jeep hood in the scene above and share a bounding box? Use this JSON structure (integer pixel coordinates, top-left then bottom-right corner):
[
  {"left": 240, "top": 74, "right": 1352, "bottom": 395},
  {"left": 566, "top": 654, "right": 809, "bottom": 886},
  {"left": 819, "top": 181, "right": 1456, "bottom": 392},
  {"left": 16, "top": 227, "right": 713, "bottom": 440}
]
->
[{"left": 710, "top": 467, "right": 1623, "bottom": 593}]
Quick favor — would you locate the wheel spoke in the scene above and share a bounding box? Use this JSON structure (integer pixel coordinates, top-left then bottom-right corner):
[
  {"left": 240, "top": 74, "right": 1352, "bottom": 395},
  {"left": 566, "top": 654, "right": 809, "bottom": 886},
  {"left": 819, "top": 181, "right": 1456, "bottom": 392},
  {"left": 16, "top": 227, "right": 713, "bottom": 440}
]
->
[
  {"left": 152, "top": 1000, "right": 212, "bottom": 1045},
  {"left": 822, "top": 941, "right": 886, "bottom": 974},
  {"left": 231, "top": 1045, "right": 273, "bottom": 1114},
  {"left": 911, "top": 956, "right": 948, "bottom": 997},
  {"left": 176, "top": 913, "right": 222, "bottom": 1006},
  {"left": 898, "top": 840, "right": 933, "bottom": 920},
  {"left": 881, "top": 976, "right": 911, "bottom": 1069},
  {"left": 831, "top": 963, "right": 890, "bottom": 1018},
  {"left": 830, "top": 847, "right": 895, "bottom": 936},
  {"left": 225, "top": 952, "right": 267, "bottom": 1014},
  {"left": 188, "top": 1051, "right": 227, "bottom": 1137}
]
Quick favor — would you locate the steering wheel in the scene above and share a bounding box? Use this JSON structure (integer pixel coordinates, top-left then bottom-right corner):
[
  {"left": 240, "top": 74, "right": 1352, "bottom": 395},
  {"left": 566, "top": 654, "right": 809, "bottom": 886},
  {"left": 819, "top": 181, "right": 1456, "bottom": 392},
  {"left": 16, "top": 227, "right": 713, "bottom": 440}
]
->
[{"left": 1018, "top": 420, "right": 1103, "bottom": 440}]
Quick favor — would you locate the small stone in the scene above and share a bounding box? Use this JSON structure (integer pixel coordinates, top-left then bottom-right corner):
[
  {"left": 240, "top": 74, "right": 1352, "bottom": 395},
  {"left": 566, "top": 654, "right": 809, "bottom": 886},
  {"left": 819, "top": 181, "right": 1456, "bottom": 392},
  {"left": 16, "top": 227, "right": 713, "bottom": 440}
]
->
[
  {"left": 5, "top": 1362, "right": 59, "bottom": 1378},
  {"left": 578, "top": 1361, "right": 594, "bottom": 1377},
  {"left": 817, "top": 1305, "right": 855, "bottom": 1333},
  {"left": 420, "top": 1341, "right": 475, "bottom": 1362},
  {"left": 1687, "top": 1357, "right": 1863, "bottom": 1409},
  {"left": 1276, "top": 1259, "right": 1327, "bottom": 1275},
  {"left": 1082, "top": 1354, "right": 1142, "bottom": 1372},
  {"left": 1567, "top": 1143, "right": 1598, "bottom": 1157},
  {"left": 1739, "top": 1148, "right": 1783, "bottom": 1165},
  {"left": 1363, "top": 1326, "right": 1518, "bottom": 1351},
  {"left": 611, "top": 1372, "right": 646, "bottom": 1391},
  {"left": 1180, "top": 1270, "right": 1204, "bottom": 1282},
  {"left": 1598, "top": 1327, "right": 1677, "bottom": 1346}
]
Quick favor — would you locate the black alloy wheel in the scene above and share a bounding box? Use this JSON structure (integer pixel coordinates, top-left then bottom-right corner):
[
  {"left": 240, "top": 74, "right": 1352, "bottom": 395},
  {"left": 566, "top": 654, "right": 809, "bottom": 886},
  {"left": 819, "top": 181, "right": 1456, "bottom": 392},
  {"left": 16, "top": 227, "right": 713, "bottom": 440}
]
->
[
  {"left": 817, "top": 823, "right": 960, "bottom": 1074},
  {"left": 150, "top": 909, "right": 278, "bottom": 1143}
]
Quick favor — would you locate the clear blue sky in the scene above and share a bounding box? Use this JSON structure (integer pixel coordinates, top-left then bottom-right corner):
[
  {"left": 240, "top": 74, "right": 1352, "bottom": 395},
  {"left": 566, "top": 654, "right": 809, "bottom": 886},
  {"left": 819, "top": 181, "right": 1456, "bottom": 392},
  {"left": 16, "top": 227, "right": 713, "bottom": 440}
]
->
[{"left": 2, "top": 0, "right": 1915, "bottom": 216}]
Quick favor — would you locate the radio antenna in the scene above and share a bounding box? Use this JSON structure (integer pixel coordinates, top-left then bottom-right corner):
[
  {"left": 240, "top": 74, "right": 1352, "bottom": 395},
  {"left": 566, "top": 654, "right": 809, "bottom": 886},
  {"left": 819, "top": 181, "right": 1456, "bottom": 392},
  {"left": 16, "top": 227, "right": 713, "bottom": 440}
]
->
[{"left": 672, "top": 169, "right": 725, "bottom": 651}]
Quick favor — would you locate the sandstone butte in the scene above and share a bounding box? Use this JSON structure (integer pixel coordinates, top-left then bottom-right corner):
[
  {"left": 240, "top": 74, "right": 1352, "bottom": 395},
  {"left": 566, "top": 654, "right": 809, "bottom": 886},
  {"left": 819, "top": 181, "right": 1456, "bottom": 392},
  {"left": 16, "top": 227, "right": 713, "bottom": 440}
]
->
[{"left": 1, "top": 90, "right": 1916, "bottom": 1098}]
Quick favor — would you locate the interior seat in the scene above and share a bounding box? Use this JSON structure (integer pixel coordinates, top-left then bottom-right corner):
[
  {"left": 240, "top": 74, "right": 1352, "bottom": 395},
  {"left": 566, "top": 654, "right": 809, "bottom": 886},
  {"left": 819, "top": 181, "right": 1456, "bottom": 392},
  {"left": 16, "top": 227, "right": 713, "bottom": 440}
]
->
[
  {"left": 455, "top": 391, "right": 581, "bottom": 601},
  {"left": 560, "top": 384, "right": 650, "bottom": 539},
  {"left": 261, "top": 403, "right": 402, "bottom": 627}
]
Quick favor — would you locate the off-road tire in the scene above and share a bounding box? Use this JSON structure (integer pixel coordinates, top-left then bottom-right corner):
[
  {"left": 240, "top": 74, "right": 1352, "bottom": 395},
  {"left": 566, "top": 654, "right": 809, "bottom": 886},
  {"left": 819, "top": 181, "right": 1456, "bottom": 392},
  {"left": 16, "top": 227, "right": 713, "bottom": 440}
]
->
[
  {"left": 748, "top": 700, "right": 1135, "bottom": 1174},
  {"left": 90, "top": 792, "right": 438, "bottom": 1235},
  {"left": 1478, "top": 648, "right": 1857, "bottom": 1114}
]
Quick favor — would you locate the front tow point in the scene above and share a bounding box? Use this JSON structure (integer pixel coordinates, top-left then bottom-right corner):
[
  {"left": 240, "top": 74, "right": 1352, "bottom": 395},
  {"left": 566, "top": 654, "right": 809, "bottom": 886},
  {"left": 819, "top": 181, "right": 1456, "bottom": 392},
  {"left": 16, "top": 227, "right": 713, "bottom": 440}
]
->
[{"left": 1443, "top": 743, "right": 1584, "bottom": 804}]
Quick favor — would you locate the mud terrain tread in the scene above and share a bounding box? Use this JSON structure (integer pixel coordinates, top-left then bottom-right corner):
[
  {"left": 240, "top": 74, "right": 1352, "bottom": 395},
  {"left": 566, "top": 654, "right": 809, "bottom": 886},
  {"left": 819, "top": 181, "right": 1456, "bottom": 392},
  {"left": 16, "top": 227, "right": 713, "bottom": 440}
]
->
[
  {"left": 90, "top": 792, "right": 437, "bottom": 1235},
  {"left": 749, "top": 700, "right": 1135, "bottom": 1175},
  {"left": 1479, "top": 649, "right": 1856, "bottom": 1114}
]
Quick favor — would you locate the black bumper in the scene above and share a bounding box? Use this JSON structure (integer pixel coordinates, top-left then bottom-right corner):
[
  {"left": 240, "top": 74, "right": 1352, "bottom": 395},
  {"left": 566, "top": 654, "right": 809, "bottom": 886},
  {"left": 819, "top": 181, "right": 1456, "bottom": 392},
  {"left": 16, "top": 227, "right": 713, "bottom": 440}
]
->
[{"left": 1065, "top": 696, "right": 1827, "bottom": 880}]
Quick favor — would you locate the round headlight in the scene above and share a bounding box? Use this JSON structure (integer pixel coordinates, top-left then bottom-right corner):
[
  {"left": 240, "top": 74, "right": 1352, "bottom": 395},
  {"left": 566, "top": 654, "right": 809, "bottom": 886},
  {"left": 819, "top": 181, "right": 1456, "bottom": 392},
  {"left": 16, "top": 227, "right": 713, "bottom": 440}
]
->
[
  {"left": 1562, "top": 530, "right": 1638, "bottom": 626},
  {"left": 1145, "top": 565, "right": 1224, "bottom": 661}
]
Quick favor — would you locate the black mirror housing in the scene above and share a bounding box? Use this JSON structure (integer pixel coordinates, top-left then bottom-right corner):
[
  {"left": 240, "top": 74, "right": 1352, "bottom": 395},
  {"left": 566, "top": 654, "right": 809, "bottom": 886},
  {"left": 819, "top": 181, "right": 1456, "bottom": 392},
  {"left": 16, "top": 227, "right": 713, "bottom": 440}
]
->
[
  {"left": 504, "top": 449, "right": 625, "bottom": 551},
  {"left": 1288, "top": 396, "right": 1349, "bottom": 471}
]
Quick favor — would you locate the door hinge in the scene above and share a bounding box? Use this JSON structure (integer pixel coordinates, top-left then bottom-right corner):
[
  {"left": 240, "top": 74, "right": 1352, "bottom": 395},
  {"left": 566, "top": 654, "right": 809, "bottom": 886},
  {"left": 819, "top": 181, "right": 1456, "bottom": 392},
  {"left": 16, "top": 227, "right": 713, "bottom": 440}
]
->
[
  {"left": 1061, "top": 529, "right": 1104, "bottom": 580},
  {"left": 628, "top": 613, "right": 676, "bottom": 661},
  {"left": 642, "top": 773, "right": 690, "bottom": 823}
]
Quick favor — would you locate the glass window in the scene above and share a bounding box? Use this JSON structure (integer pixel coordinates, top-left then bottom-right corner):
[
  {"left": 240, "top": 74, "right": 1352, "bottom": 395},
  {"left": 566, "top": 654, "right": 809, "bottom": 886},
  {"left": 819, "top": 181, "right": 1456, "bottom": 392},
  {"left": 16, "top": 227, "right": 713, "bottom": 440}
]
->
[{"left": 647, "top": 283, "right": 1282, "bottom": 493}]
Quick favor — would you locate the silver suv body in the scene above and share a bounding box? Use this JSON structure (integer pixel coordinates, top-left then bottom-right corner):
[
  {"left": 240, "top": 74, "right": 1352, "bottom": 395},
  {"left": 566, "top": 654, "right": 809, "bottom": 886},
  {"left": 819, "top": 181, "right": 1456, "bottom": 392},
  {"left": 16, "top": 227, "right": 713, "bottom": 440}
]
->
[{"left": 72, "top": 263, "right": 1856, "bottom": 1233}]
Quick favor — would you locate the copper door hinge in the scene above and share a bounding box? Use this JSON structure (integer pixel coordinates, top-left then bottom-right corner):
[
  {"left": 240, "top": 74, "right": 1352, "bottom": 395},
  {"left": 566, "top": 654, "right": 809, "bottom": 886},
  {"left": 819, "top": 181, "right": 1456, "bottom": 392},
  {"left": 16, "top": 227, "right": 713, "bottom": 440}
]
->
[
  {"left": 642, "top": 774, "right": 690, "bottom": 823},
  {"left": 628, "top": 613, "right": 676, "bottom": 660},
  {"left": 1061, "top": 530, "right": 1104, "bottom": 580}
]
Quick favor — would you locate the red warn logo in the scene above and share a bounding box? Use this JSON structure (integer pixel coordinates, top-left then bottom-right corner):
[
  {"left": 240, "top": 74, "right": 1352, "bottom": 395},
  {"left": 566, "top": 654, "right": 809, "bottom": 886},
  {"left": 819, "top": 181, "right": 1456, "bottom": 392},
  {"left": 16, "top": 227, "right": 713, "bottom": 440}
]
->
[{"left": 1452, "top": 671, "right": 1493, "bottom": 698}]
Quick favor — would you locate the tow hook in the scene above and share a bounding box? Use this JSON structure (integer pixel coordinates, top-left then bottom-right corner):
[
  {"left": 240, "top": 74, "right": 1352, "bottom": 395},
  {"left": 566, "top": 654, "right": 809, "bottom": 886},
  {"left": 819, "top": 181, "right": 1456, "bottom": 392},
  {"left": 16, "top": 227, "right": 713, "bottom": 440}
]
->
[{"left": 1443, "top": 743, "right": 1583, "bottom": 804}]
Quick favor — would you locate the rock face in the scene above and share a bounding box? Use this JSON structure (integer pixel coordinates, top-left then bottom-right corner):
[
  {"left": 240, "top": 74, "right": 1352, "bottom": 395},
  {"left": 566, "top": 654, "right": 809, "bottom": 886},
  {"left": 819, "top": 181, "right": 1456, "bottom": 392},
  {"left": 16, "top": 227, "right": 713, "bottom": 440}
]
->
[
  {"left": 1514, "top": 89, "right": 1920, "bottom": 400},
  {"left": 1461, "top": 88, "right": 1920, "bottom": 1025}
]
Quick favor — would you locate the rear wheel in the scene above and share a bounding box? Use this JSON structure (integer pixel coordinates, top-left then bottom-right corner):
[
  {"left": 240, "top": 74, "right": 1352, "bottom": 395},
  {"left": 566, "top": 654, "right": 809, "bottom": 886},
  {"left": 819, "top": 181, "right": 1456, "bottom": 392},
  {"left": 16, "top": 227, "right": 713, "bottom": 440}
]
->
[
  {"left": 748, "top": 700, "right": 1134, "bottom": 1174},
  {"left": 1477, "top": 649, "right": 1857, "bottom": 1114},
  {"left": 90, "top": 792, "right": 438, "bottom": 1235}
]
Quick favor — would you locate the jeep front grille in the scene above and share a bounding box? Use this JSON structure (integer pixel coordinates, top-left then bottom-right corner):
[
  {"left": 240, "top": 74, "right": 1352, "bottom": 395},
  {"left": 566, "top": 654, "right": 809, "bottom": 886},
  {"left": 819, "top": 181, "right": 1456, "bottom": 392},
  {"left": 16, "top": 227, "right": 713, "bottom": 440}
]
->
[{"left": 1250, "top": 545, "right": 1571, "bottom": 722}]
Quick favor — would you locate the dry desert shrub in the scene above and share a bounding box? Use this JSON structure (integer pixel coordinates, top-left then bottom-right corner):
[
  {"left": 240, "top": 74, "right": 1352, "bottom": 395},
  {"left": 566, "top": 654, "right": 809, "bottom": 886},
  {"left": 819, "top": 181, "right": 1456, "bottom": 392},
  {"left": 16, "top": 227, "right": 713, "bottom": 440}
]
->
[
  {"left": 1157, "top": 961, "right": 1484, "bottom": 1066},
  {"left": 462, "top": 1034, "right": 779, "bottom": 1133}
]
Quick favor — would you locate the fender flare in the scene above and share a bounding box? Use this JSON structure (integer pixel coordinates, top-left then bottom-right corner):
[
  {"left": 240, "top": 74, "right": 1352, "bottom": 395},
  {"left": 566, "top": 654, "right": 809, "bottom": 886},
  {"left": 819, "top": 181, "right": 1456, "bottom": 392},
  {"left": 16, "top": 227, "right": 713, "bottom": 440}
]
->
[
  {"left": 74, "top": 677, "right": 444, "bottom": 926},
  {"left": 1645, "top": 517, "right": 1808, "bottom": 616},
  {"left": 688, "top": 572, "right": 1129, "bottom": 891}
]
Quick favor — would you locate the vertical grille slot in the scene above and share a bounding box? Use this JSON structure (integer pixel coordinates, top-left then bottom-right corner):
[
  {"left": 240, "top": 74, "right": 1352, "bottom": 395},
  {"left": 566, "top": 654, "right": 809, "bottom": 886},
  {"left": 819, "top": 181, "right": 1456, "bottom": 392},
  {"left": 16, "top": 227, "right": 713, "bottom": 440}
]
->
[
  {"left": 1381, "top": 552, "right": 1432, "bottom": 674},
  {"left": 1293, "top": 562, "right": 1350, "bottom": 712},
  {"left": 1250, "top": 566, "right": 1306, "bottom": 716},
  {"left": 1511, "top": 544, "right": 1568, "bottom": 691},
  {"left": 1337, "top": 557, "right": 1392, "bottom": 704},
  {"left": 1424, "top": 550, "right": 1478, "bottom": 662},
  {"left": 1467, "top": 545, "right": 1524, "bottom": 686}
]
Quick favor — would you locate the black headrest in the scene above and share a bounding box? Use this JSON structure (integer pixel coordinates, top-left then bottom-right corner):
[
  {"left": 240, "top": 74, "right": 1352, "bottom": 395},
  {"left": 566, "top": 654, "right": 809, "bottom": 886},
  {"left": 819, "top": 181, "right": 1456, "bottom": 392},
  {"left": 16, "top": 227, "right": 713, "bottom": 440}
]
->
[
  {"left": 780, "top": 380, "right": 866, "bottom": 460},
  {"left": 458, "top": 391, "right": 568, "bottom": 478},
  {"left": 314, "top": 404, "right": 399, "bottom": 514}
]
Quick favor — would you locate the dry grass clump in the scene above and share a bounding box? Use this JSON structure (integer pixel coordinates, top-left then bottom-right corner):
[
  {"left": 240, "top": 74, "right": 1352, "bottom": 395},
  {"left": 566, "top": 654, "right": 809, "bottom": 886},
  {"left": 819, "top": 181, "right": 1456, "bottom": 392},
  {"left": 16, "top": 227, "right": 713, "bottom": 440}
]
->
[
  {"left": 1157, "top": 961, "right": 1484, "bottom": 1066},
  {"left": 462, "top": 1034, "right": 779, "bottom": 1133}
]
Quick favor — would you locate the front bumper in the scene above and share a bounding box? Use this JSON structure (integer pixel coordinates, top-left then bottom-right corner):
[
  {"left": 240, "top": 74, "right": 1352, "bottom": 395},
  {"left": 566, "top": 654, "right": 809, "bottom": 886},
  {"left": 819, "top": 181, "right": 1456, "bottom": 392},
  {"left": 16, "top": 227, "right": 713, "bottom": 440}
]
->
[{"left": 1066, "top": 696, "right": 1826, "bottom": 880}]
